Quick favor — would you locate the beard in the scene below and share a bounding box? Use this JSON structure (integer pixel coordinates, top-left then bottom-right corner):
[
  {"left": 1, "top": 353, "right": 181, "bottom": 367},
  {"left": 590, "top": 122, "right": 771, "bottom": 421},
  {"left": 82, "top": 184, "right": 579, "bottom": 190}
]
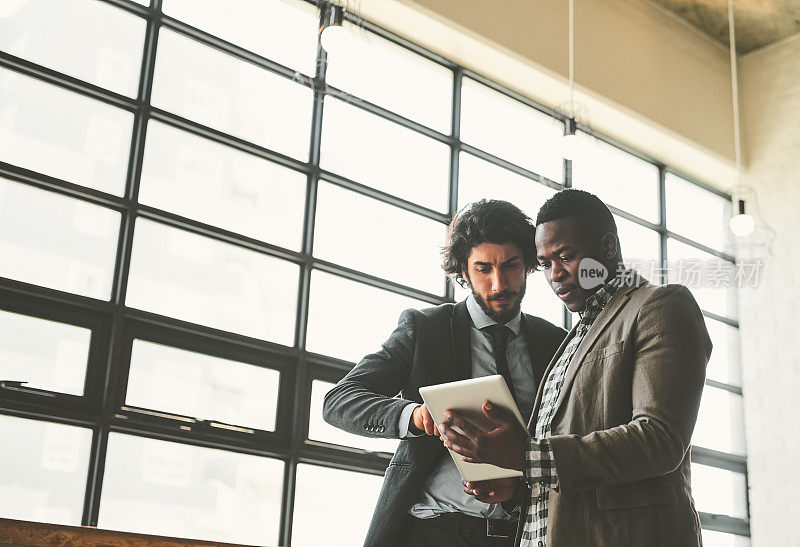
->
[{"left": 468, "top": 277, "right": 527, "bottom": 324}]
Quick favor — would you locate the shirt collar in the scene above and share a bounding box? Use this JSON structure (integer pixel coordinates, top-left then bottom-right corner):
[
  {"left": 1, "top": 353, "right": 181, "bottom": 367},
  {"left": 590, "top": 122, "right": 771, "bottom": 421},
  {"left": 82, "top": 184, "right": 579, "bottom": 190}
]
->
[
  {"left": 578, "top": 268, "right": 630, "bottom": 319},
  {"left": 466, "top": 293, "right": 522, "bottom": 335}
]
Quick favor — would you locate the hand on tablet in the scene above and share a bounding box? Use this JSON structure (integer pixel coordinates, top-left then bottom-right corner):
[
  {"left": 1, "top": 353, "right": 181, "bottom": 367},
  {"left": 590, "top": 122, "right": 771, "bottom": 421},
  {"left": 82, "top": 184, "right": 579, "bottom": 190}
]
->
[
  {"left": 411, "top": 403, "right": 440, "bottom": 435},
  {"left": 462, "top": 477, "right": 517, "bottom": 503},
  {"left": 439, "top": 400, "right": 526, "bottom": 471}
]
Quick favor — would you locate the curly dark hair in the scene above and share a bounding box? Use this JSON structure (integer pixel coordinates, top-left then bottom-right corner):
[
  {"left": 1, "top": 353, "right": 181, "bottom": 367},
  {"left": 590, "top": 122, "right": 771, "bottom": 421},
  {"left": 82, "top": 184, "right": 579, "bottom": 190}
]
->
[
  {"left": 442, "top": 199, "right": 537, "bottom": 288},
  {"left": 535, "top": 189, "right": 617, "bottom": 248}
]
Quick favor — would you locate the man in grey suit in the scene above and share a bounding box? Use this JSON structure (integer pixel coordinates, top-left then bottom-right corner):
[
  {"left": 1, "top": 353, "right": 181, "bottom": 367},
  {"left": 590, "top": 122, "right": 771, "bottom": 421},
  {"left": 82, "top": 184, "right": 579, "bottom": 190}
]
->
[
  {"left": 323, "top": 199, "right": 567, "bottom": 547},
  {"left": 441, "top": 189, "right": 712, "bottom": 547}
]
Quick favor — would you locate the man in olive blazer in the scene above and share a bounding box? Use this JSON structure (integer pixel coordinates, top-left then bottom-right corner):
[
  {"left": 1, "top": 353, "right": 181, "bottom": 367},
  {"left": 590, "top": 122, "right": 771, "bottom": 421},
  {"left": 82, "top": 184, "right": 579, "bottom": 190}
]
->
[{"left": 442, "top": 190, "right": 712, "bottom": 546}]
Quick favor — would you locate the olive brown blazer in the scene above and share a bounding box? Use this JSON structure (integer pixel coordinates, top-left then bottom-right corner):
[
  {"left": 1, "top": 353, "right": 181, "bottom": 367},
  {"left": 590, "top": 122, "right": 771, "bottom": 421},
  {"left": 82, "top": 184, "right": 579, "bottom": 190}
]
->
[{"left": 514, "top": 274, "right": 712, "bottom": 547}]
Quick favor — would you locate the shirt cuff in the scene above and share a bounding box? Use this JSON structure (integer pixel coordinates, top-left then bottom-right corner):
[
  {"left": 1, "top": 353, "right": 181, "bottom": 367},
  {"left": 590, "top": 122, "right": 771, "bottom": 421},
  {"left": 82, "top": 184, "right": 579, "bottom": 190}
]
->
[
  {"left": 524, "top": 437, "right": 559, "bottom": 491},
  {"left": 398, "top": 403, "right": 422, "bottom": 438}
]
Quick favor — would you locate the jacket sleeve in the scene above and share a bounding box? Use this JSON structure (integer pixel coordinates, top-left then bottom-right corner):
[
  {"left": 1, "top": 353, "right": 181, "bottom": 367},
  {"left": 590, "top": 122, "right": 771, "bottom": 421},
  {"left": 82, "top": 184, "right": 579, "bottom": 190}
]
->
[
  {"left": 322, "top": 308, "right": 421, "bottom": 439},
  {"left": 545, "top": 285, "right": 711, "bottom": 494}
]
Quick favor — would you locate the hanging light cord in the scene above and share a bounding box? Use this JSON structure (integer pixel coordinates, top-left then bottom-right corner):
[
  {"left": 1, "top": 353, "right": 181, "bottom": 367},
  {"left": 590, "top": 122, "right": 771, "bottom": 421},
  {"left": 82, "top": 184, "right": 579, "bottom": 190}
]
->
[
  {"left": 568, "top": 0, "right": 574, "bottom": 118},
  {"left": 728, "top": 0, "right": 742, "bottom": 174}
]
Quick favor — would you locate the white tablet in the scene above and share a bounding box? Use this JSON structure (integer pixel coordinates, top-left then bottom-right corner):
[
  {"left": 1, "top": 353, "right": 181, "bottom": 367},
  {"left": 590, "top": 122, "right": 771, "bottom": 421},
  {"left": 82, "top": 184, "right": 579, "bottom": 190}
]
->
[{"left": 419, "top": 375, "right": 527, "bottom": 482}]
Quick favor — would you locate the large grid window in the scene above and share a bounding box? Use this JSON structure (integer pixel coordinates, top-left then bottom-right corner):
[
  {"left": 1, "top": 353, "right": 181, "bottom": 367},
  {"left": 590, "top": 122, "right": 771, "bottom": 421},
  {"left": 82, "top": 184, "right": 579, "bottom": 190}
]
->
[{"left": 0, "top": 0, "right": 748, "bottom": 544}]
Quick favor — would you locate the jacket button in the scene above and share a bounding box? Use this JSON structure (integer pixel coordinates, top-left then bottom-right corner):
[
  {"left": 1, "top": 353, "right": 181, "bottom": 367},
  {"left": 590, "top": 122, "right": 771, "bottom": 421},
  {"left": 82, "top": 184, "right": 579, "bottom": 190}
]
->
[
  {"left": 538, "top": 542, "right": 544, "bottom": 547},
  {"left": 378, "top": 425, "right": 385, "bottom": 432}
]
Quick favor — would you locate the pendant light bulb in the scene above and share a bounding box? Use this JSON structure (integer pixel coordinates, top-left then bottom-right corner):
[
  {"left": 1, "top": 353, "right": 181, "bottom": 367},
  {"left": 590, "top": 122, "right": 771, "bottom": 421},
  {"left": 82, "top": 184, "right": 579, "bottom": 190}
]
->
[
  {"left": 562, "top": 117, "right": 578, "bottom": 160},
  {"left": 730, "top": 199, "right": 755, "bottom": 236}
]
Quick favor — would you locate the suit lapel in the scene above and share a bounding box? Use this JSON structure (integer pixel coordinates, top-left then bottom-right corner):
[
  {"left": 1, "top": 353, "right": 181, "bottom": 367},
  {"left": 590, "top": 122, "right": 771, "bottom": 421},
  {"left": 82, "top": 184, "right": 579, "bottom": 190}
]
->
[
  {"left": 450, "top": 300, "right": 472, "bottom": 381},
  {"left": 550, "top": 275, "right": 647, "bottom": 419}
]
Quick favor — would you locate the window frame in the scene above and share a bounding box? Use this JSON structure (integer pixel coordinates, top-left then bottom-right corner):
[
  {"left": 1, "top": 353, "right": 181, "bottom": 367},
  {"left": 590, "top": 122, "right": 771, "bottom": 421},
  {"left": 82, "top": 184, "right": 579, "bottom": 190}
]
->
[{"left": 0, "top": 0, "right": 748, "bottom": 543}]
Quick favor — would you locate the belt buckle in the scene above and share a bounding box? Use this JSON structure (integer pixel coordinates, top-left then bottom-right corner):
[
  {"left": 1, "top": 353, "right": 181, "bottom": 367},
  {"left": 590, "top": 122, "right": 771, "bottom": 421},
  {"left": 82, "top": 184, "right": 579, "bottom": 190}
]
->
[{"left": 486, "top": 518, "right": 509, "bottom": 538}]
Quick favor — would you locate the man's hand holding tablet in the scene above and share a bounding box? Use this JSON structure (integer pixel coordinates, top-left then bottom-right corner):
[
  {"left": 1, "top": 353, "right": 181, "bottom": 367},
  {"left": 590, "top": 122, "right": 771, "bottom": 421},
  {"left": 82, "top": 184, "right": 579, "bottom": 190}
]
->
[
  {"left": 439, "top": 400, "right": 527, "bottom": 471},
  {"left": 409, "top": 403, "right": 439, "bottom": 436},
  {"left": 462, "top": 476, "right": 518, "bottom": 504},
  {"left": 441, "top": 401, "right": 528, "bottom": 505},
  {"left": 419, "top": 375, "right": 529, "bottom": 483}
]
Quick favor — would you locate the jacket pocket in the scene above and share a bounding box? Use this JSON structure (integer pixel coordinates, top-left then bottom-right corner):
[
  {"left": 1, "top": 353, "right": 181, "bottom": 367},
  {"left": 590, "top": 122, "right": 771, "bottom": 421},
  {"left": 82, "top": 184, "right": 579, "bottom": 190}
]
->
[
  {"left": 583, "top": 340, "right": 625, "bottom": 362},
  {"left": 596, "top": 476, "right": 676, "bottom": 510}
]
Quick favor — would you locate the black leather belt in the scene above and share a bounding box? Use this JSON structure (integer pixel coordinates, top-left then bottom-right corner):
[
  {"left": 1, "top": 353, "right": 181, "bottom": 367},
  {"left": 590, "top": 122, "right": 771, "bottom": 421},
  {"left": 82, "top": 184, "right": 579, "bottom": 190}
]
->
[{"left": 416, "top": 512, "right": 517, "bottom": 538}]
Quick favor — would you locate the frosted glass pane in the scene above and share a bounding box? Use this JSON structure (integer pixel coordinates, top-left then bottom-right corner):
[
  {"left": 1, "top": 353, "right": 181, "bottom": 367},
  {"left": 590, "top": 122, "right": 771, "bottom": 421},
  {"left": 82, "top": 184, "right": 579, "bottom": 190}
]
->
[
  {"left": 0, "top": 68, "right": 134, "bottom": 195},
  {"left": 0, "top": 415, "right": 92, "bottom": 525},
  {"left": 692, "top": 463, "right": 748, "bottom": 519},
  {"left": 572, "top": 132, "right": 659, "bottom": 223},
  {"left": 460, "top": 78, "right": 563, "bottom": 183},
  {"left": 0, "top": 310, "right": 90, "bottom": 395},
  {"left": 705, "top": 318, "right": 740, "bottom": 386},
  {"left": 139, "top": 120, "right": 306, "bottom": 251},
  {"left": 314, "top": 182, "right": 446, "bottom": 295},
  {"left": 457, "top": 151, "right": 555, "bottom": 217},
  {"left": 0, "top": 0, "right": 145, "bottom": 96},
  {"left": 666, "top": 173, "right": 730, "bottom": 253},
  {"left": 293, "top": 463, "right": 383, "bottom": 547},
  {"left": 521, "top": 272, "right": 566, "bottom": 329},
  {"left": 162, "top": 0, "right": 318, "bottom": 75},
  {"left": 308, "top": 380, "right": 398, "bottom": 453},
  {"left": 99, "top": 433, "right": 283, "bottom": 545},
  {"left": 702, "top": 530, "right": 750, "bottom": 547},
  {"left": 306, "top": 270, "right": 428, "bottom": 363},
  {"left": 693, "top": 386, "right": 745, "bottom": 455},
  {"left": 126, "top": 218, "right": 299, "bottom": 344},
  {"left": 0, "top": 178, "right": 120, "bottom": 299},
  {"left": 667, "top": 239, "right": 738, "bottom": 319},
  {"left": 325, "top": 28, "right": 452, "bottom": 132},
  {"left": 616, "top": 215, "right": 660, "bottom": 276},
  {"left": 320, "top": 97, "right": 450, "bottom": 211},
  {"left": 127, "top": 339, "right": 280, "bottom": 431},
  {"left": 152, "top": 29, "right": 312, "bottom": 160}
]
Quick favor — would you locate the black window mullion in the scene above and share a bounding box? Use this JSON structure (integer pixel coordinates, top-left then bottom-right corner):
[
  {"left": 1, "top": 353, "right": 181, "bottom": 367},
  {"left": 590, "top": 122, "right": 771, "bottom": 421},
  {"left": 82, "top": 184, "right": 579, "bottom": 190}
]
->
[
  {"left": 563, "top": 157, "right": 573, "bottom": 189},
  {"left": 460, "top": 143, "right": 564, "bottom": 192},
  {"left": 282, "top": 12, "right": 330, "bottom": 545},
  {"left": 0, "top": 50, "right": 136, "bottom": 113},
  {"left": 658, "top": 164, "right": 669, "bottom": 285},
  {"left": 147, "top": 106, "right": 310, "bottom": 173},
  {"left": 562, "top": 153, "right": 573, "bottom": 330},
  {"left": 83, "top": 0, "right": 162, "bottom": 527},
  {"left": 0, "top": 161, "right": 129, "bottom": 212},
  {"left": 445, "top": 66, "right": 463, "bottom": 302},
  {"left": 698, "top": 513, "right": 750, "bottom": 537}
]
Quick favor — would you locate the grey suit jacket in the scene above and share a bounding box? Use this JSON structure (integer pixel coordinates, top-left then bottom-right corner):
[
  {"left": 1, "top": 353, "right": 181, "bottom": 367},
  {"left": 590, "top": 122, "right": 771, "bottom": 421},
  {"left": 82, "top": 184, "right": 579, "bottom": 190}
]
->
[
  {"left": 323, "top": 300, "right": 567, "bottom": 547},
  {"left": 514, "top": 275, "right": 712, "bottom": 547}
]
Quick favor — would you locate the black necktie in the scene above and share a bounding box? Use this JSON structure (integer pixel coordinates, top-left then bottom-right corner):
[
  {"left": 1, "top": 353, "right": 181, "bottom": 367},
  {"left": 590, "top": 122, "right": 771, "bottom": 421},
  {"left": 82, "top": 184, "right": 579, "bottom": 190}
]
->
[{"left": 483, "top": 324, "right": 517, "bottom": 403}]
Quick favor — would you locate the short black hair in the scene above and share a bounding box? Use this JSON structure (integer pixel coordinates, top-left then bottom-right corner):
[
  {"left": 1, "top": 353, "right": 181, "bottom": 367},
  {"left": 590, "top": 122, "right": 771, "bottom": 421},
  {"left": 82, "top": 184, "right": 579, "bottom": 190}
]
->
[
  {"left": 442, "top": 199, "right": 537, "bottom": 288},
  {"left": 536, "top": 189, "right": 617, "bottom": 246}
]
